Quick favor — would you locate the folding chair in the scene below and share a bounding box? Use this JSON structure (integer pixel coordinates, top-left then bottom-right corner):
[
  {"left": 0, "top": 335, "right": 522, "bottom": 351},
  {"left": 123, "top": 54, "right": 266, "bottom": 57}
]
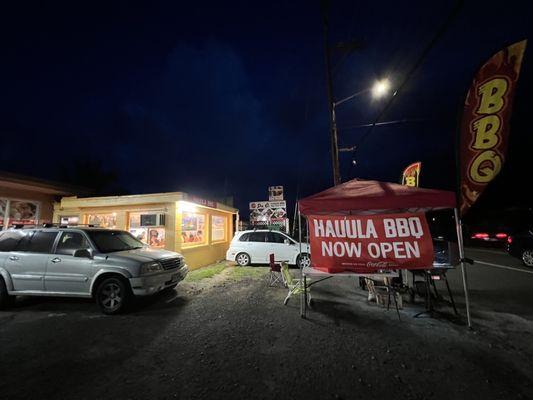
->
[
  {"left": 365, "top": 277, "right": 402, "bottom": 321},
  {"left": 267, "top": 254, "right": 284, "bottom": 287},
  {"left": 281, "top": 263, "right": 311, "bottom": 306}
]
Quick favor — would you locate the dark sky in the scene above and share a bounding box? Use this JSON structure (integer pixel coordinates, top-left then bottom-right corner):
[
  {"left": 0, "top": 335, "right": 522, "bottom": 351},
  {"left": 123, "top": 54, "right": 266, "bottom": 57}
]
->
[{"left": 1, "top": 0, "right": 532, "bottom": 216}]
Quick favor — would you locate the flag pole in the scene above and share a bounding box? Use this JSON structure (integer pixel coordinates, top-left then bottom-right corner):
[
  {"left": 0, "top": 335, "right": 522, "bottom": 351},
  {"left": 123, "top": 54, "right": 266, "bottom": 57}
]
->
[
  {"left": 454, "top": 208, "right": 472, "bottom": 328},
  {"left": 455, "top": 93, "right": 473, "bottom": 329}
]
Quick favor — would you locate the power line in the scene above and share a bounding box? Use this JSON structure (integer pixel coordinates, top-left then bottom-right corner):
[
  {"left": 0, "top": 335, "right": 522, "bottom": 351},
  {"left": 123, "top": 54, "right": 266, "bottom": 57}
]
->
[{"left": 353, "top": 0, "right": 465, "bottom": 155}]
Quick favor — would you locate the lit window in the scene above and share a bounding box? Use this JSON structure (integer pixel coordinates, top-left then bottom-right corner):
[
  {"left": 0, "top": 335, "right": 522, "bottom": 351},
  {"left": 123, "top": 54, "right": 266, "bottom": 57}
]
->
[
  {"left": 87, "top": 213, "right": 117, "bottom": 229},
  {"left": 181, "top": 212, "right": 206, "bottom": 245},
  {"left": 211, "top": 215, "right": 226, "bottom": 242}
]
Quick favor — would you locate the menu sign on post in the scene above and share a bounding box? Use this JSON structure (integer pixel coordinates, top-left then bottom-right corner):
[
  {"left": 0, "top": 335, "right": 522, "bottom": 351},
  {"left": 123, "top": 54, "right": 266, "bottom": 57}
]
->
[
  {"left": 249, "top": 201, "right": 287, "bottom": 224},
  {"left": 308, "top": 213, "right": 434, "bottom": 273}
]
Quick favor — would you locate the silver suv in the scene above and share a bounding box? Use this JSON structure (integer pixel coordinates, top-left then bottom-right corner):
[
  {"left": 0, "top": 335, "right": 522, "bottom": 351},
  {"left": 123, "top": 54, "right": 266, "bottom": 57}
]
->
[{"left": 0, "top": 226, "right": 188, "bottom": 314}]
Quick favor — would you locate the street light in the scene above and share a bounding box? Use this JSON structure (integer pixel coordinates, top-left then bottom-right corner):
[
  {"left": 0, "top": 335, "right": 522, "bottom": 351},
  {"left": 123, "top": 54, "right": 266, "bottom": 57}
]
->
[
  {"left": 371, "top": 79, "right": 391, "bottom": 99},
  {"left": 328, "top": 79, "right": 392, "bottom": 184}
]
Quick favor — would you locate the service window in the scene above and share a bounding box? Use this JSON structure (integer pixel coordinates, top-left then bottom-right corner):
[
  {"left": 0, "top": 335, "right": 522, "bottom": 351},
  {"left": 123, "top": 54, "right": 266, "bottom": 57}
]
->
[
  {"left": 129, "top": 212, "right": 148, "bottom": 244},
  {"left": 181, "top": 212, "right": 206, "bottom": 245},
  {"left": 60, "top": 216, "right": 80, "bottom": 226},
  {"left": 56, "top": 232, "right": 90, "bottom": 256},
  {"left": 87, "top": 213, "right": 117, "bottom": 228},
  {"left": 211, "top": 215, "right": 227, "bottom": 242}
]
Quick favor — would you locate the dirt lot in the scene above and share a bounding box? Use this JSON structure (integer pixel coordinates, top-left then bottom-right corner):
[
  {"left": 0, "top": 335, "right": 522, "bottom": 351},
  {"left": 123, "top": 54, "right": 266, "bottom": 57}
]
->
[{"left": 0, "top": 263, "right": 532, "bottom": 400}]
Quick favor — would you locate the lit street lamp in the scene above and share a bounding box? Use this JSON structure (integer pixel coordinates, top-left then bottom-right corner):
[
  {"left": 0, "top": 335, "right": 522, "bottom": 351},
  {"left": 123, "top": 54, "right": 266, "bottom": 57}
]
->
[
  {"left": 371, "top": 79, "right": 391, "bottom": 99},
  {"left": 329, "top": 79, "right": 391, "bottom": 184}
]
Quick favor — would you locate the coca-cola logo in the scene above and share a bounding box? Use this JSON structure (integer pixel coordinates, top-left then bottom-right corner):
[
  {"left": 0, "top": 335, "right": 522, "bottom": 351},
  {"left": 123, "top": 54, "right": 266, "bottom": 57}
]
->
[{"left": 366, "top": 261, "right": 390, "bottom": 268}]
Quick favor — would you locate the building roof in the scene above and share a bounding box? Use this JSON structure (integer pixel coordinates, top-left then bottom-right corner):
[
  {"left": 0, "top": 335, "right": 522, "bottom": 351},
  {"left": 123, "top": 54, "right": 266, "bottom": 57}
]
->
[
  {"left": 0, "top": 170, "right": 86, "bottom": 196},
  {"left": 58, "top": 191, "right": 238, "bottom": 213}
]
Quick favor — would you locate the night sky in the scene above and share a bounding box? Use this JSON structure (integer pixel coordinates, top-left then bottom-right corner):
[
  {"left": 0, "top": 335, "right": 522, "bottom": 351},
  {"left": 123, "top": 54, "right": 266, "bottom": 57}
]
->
[{"left": 1, "top": 1, "right": 532, "bottom": 217}]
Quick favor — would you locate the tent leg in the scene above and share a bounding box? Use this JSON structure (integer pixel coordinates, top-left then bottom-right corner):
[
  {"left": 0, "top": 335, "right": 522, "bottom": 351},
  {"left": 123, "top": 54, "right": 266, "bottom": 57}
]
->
[
  {"left": 298, "top": 207, "right": 306, "bottom": 318},
  {"left": 454, "top": 208, "right": 472, "bottom": 328}
]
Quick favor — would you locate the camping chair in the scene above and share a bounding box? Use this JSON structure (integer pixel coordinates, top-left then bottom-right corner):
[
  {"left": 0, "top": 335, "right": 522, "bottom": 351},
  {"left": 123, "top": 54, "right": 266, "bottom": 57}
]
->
[
  {"left": 365, "top": 277, "right": 402, "bottom": 321},
  {"left": 267, "top": 254, "right": 284, "bottom": 287},
  {"left": 281, "top": 263, "right": 311, "bottom": 306}
]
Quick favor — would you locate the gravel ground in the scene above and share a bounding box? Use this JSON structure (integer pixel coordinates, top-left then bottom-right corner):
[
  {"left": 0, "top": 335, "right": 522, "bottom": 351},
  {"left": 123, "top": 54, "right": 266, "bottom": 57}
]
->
[{"left": 0, "top": 265, "right": 532, "bottom": 400}]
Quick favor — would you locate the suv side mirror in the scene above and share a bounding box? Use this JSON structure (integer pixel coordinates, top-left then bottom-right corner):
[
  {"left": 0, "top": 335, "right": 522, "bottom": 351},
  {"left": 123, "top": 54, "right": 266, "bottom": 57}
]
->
[
  {"left": 73, "top": 248, "right": 93, "bottom": 259},
  {"left": 284, "top": 239, "right": 291, "bottom": 245}
]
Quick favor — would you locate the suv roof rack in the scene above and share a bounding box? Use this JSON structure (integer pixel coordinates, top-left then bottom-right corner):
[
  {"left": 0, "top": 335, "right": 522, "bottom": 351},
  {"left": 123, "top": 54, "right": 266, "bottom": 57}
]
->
[{"left": 11, "top": 223, "right": 101, "bottom": 229}]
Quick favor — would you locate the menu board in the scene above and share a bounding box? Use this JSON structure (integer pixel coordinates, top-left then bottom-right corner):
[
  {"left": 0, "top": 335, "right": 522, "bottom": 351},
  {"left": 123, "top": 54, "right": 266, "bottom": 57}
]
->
[{"left": 249, "top": 201, "right": 287, "bottom": 224}]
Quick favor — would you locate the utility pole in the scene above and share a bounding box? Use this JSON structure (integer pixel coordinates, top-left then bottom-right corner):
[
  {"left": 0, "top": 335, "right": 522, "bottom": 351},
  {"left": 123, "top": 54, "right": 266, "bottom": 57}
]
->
[{"left": 321, "top": 1, "right": 341, "bottom": 186}]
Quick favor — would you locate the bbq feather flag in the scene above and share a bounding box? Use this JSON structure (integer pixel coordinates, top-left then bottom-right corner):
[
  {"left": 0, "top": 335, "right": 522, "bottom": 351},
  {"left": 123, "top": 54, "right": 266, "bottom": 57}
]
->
[{"left": 459, "top": 40, "right": 527, "bottom": 216}]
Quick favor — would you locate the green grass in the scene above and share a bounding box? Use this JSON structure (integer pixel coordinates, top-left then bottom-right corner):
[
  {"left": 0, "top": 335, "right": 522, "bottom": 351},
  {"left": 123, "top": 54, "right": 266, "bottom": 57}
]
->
[
  {"left": 184, "top": 262, "right": 228, "bottom": 282},
  {"left": 230, "top": 266, "right": 268, "bottom": 281}
]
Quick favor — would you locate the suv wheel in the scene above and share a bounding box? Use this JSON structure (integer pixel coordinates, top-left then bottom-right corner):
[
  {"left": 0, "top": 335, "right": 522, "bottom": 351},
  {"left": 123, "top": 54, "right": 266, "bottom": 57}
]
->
[
  {"left": 522, "top": 249, "right": 533, "bottom": 267},
  {"left": 236, "top": 252, "right": 250, "bottom": 266},
  {"left": 96, "top": 277, "right": 129, "bottom": 315},
  {"left": 0, "top": 277, "right": 14, "bottom": 309},
  {"left": 297, "top": 253, "right": 311, "bottom": 268}
]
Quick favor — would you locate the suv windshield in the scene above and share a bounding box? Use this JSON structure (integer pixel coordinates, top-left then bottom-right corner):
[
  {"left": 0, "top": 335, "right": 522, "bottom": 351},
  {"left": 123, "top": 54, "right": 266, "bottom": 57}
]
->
[{"left": 87, "top": 230, "right": 144, "bottom": 253}]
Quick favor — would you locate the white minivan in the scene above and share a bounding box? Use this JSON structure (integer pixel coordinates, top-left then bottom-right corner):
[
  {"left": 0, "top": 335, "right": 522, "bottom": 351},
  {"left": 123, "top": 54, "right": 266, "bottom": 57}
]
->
[{"left": 226, "top": 230, "right": 311, "bottom": 268}]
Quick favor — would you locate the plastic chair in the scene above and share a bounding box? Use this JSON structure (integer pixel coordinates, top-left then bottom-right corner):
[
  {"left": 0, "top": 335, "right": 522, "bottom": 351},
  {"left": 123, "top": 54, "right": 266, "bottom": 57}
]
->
[
  {"left": 267, "top": 254, "right": 284, "bottom": 287},
  {"left": 281, "top": 263, "right": 311, "bottom": 306}
]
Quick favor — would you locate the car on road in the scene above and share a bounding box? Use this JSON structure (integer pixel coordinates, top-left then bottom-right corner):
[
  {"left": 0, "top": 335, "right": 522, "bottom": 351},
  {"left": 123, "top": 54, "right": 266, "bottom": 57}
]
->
[
  {"left": 507, "top": 231, "right": 533, "bottom": 267},
  {"left": 226, "top": 229, "right": 311, "bottom": 268},
  {"left": 0, "top": 226, "right": 188, "bottom": 314}
]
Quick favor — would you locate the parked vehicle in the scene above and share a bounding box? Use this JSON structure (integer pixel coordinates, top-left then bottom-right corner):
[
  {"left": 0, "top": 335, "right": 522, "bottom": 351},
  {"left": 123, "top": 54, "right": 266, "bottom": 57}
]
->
[
  {"left": 226, "top": 229, "right": 311, "bottom": 268},
  {"left": 0, "top": 226, "right": 188, "bottom": 314},
  {"left": 507, "top": 231, "right": 533, "bottom": 267}
]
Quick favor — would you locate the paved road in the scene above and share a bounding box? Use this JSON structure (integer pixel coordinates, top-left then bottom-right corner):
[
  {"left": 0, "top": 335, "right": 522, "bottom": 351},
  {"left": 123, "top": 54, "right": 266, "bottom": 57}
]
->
[{"left": 443, "top": 247, "right": 533, "bottom": 319}]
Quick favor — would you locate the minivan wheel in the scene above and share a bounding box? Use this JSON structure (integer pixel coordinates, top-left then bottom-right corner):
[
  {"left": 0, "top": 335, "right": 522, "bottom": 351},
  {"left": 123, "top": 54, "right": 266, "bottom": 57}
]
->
[
  {"left": 236, "top": 252, "right": 251, "bottom": 266},
  {"left": 96, "top": 277, "right": 129, "bottom": 315},
  {"left": 297, "top": 253, "right": 311, "bottom": 269},
  {"left": 0, "top": 277, "right": 14, "bottom": 309},
  {"left": 522, "top": 249, "right": 533, "bottom": 267}
]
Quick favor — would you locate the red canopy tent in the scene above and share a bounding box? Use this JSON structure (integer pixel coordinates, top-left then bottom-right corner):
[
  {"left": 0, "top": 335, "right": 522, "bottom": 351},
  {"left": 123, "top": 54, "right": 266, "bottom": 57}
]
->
[
  {"left": 299, "top": 179, "right": 456, "bottom": 215},
  {"left": 296, "top": 179, "right": 471, "bottom": 326}
]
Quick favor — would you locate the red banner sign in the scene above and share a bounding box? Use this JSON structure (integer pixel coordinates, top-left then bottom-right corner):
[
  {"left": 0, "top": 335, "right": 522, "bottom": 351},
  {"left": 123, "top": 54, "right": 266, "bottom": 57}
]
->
[
  {"left": 308, "top": 213, "right": 434, "bottom": 273},
  {"left": 459, "top": 40, "right": 527, "bottom": 216}
]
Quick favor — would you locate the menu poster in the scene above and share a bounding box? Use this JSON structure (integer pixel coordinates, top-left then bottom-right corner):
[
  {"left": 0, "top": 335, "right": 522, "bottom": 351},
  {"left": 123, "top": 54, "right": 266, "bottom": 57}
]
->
[
  {"left": 182, "top": 213, "right": 205, "bottom": 244},
  {"left": 9, "top": 200, "right": 39, "bottom": 224},
  {"left": 148, "top": 227, "right": 165, "bottom": 248}
]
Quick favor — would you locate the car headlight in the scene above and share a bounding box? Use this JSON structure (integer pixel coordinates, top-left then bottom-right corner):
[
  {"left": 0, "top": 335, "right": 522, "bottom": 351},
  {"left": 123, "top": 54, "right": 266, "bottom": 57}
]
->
[{"left": 141, "top": 261, "right": 164, "bottom": 274}]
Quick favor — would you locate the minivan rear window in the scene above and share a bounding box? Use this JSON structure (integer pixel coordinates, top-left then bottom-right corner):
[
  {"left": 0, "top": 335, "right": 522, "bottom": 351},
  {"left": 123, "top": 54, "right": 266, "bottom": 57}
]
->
[{"left": 239, "top": 233, "right": 251, "bottom": 242}]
